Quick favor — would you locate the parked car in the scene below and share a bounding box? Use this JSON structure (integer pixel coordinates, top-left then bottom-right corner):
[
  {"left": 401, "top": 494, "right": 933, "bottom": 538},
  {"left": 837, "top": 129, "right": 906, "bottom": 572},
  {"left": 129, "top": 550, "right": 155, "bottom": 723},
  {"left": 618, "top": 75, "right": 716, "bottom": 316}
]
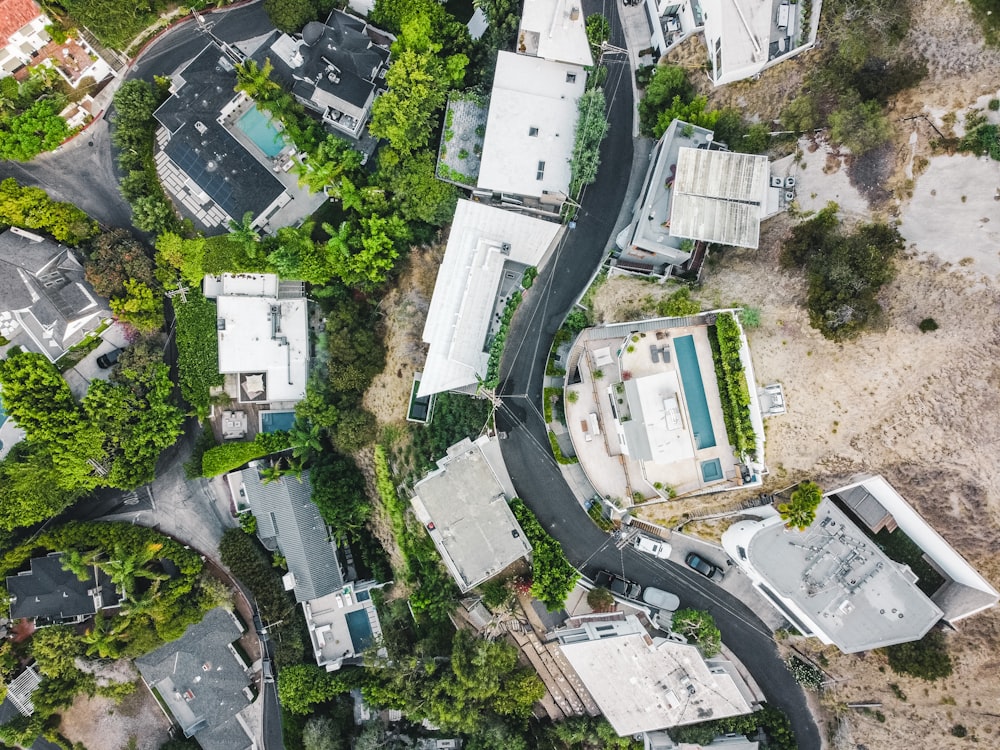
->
[
  {"left": 594, "top": 570, "right": 642, "bottom": 600},
  {"left": 641, "top": 587, "right": 680, "bottom": 612},
  {"left": 96, "top": 347, "right": 123, "bottom": 369},
  {"left": 633, "top": 535, "right": 672, "bottom": 560},
  {"left": 685, "top": 552, "right": 725, "bottom": 581}
]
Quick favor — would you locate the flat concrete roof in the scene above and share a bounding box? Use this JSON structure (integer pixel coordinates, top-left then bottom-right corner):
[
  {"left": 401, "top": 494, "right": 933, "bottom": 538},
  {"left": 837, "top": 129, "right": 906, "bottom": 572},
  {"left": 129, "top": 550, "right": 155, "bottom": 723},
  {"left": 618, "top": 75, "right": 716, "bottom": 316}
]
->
[
  {"left": 669, "top": 147, "right": 769, "bottom": 249},
  {"left": 410, "top": 436, "right": 530, "bottom": 592},
  {"left": 477, "top": 51, "right": 585, "bottom": 199},
  {"left": 215, "top": 291, "right": 308, "bottom": 403},
  {"left": 419, "top": 200, "right": 560, "bottom": 397},
  {"left": 559, "top": 621, "right": 753, "bottom": 735},
  {"left": 725, "top": 501, "right": 944, "bottom": 652},
  {"left": 620, "top": 372, "right": 694, "bottom": 465},
  {"left": 518, "top": 0, "right": 594, "bottom": 67}
]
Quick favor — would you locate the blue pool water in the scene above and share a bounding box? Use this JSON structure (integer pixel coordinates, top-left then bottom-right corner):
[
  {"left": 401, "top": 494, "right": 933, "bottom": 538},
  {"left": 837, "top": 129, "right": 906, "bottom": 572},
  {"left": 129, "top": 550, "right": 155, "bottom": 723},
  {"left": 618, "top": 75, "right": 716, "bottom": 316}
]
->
[
  {"left": 260, "top": 410, "right": 296, "bottom": 433},
  {"left": 0, "top": 393, "right": 5, "bottom": 427},
  {"left": 236, "top": 106, "right": 285, "bottom": 157},
  {"left": 673, "top": 335, "right": 717, "bottom": 450},
  {"left": 345, "top": 609, "right": 373, "bottom": 653},
  {"left": 701, "top": 458, "right": 723, "bottom": 482}
]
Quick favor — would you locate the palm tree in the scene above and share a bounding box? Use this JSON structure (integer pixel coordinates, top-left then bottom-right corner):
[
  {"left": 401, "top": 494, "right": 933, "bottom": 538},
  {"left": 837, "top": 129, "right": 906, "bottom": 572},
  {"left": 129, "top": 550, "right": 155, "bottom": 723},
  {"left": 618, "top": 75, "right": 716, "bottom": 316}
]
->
[
  {"left": 778, "top": 481, "right": 823, "bottom": 531},
  {"left": 260, "top": 458, "right": 287, "bottom": 485},
  {"left": 60, "top": 548, "right": 102, "bottom": 582},
  {"left": 100, "top": 543, "right": 169, "bottom": 600},
  {"left": 234, "top": 58, "right": 280, "bottom": 102},
  {"left": 228, "top": 211, "right": 261, "bottom": 259},
  {"left": 81, "top": 613, "right": 123, "bottom": 659},
  {"left": 289, "top": 417, "right": 323, "bottom": 461}
]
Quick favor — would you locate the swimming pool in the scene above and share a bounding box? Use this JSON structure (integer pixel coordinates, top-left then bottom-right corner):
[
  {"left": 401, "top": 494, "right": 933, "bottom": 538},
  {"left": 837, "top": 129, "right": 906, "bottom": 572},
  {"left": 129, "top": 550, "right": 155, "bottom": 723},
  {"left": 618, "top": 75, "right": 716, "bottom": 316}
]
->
[
  {"left": 345, "top": 608, "right": 373, "bottom": 653},
  {"left": 0, "top": 392, "right": 6, "bottom": 428},
  {"left": 260, "top": 410, "right": 296, "bottom": 433},
  {"left": 673, "top": 335, "right": 717, "bottom": 450},
  {"left": 236, "top": 106, "right": 286, "bottom": 157},
  {"left": 701, "top": 458, "right": 723, "bottom": 482}
]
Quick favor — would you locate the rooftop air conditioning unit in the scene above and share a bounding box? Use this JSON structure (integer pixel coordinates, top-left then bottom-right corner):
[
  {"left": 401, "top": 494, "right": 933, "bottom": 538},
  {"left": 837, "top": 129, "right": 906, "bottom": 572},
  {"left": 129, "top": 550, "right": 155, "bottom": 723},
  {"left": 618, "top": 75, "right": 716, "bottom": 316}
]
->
[
  {"left": 501, "top": 242, "right": 511, "bottom": 254},
  {"left": 785, "top": 176, "right": 797, "bottom": 188},
  {"left": 770, "top": 175, "right": 783, "bottom": 188}
]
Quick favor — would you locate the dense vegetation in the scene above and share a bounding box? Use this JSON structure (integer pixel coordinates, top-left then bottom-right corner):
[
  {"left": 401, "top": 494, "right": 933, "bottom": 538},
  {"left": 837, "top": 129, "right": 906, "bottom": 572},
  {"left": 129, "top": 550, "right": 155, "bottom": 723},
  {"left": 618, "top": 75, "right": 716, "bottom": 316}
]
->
[
  {"left": 406, "top": 392, "right": 492, "bottom": 474},
  {"left": 0, "top": 522, "right": 225, "bottom": 745},
  {"left": 0, "top": 348, "right": 184, "bottom": 529},
  {"left": 171, "top": 290, "right": 224, "bottom": 420},
  {"left": 570, "top": 87, "right": 609, "bottom": 197},
  {"left": 111, "top": 79, "right": 182, "bottom": 234},
  {"left": 779, "top": 0, "right": 924, "bottom": 154},
  {"left": 781, "top": 204, "right": 903, "bottom": 340},
  {"left": 83, "top": 228, "right": 164, "bottom": 333},
  {"left": 509, "top": 497, "right": 579, "bottom": 610},
  {"left": 199, "top": 431, "right": 292, "bottom": 477},
  {"left": 0, "top": 72, "right": 71, "bottom": 161},
  {"left": 0, "top": 178, "right": 96, "bottom": 245},
  {"left": 483, "top": 290, "right": 522, "bottom": 389},
  {"left": 707, "top": 313, "right": 757, "bottom": 458},
  {"left": 672, "top": 608, "right": 722, "bottom": 657},
  {"left": 884, "top": 629, "right": 954, "bottom": 681}
]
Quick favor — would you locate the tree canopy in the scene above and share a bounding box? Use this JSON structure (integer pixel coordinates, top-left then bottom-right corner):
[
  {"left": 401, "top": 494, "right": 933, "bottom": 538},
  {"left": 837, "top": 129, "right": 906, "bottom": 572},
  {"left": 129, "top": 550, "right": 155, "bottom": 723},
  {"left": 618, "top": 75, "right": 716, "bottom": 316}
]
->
[
  {"left": 0, "top": 178, "right": 96, "bottom": 245},
  {"left": 672, "top": 608, "right": 721, "bottom": 657},
  {"left": 778, "top": 481, "right": 823, "bottom": 531}
]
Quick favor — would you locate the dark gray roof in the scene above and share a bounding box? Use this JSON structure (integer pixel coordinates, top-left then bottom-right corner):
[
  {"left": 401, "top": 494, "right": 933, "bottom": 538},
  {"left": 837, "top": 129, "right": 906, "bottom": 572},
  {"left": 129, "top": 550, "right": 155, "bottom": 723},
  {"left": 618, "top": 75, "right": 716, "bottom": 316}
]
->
[
  {"left": 135, "top": 608, "right": 251, "bottom": 750},
  {"left": 239, "top": 467, "right": 343, "bottom": 602},
  {"left": 6, "top": 553, "right": 120, "bottom": 623},
  {"left": 0, "top": 230, "right": 107, "bottom": 361},
  {"left": 154, "top": 45, "right": 286, "bottom": 220},
  {"left": 260, "top": 9, "right": 389, "bottom": 115}
]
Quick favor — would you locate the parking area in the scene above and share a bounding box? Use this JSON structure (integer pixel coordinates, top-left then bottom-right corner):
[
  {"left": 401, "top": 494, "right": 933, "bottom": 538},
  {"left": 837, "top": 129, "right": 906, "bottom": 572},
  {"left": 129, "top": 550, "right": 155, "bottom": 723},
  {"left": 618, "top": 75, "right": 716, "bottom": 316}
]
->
[{"left": 63, "top": 323, "right": 132, "bottom": 399}]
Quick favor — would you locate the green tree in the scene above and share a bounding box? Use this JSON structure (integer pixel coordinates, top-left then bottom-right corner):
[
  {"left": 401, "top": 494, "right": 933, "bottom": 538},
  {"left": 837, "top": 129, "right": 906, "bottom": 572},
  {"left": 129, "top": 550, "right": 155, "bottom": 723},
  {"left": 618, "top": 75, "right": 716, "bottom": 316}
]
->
[
  {"left": 302, "top": 715, "right": 346, "bottom": 750},
  {"left": 155, "top": 232, "right": 206, "bottom": 287},
  {"left": 781, "top": 93, "right": 819, "bottom": 133},
  {"left": 654, "top": 94, "right": 719, "bottom": 137},
  {"left": 110, "top": 279, "right": 164, "bottom": 334},
  {"left": 587, "top": 586, "right": 615, "bottom": 611},
  {"left": 382, "top": 151, "right": 458, "bottom": 227},
  {"left": 234, "top": 57, "right": 283, "bottom": 102},
  {"left": 0, "top": 443, "right": 86, "bottom": 530},
  {"left": 0, "top": 178, "right": 96, "bottom": 245},
  {"left": 0, "top": 99, "right": 70, "bottom": 161},
  {"left": 778, "top": 481, "right": 823, "bottom": 531},
  {"left": 293, "top": 134, "right": 363, "bottom": 193},
  {"left": 172, "top": 291, "right": 223, "bottom": 419},
  {"left": 84, "top": 228, "right": 156, "bottom": 299},
  {"left": 263, "top": 0, "right": 319, "bottom": 34},
  {"left": 884, "top": 629, "right": 953, "bottom": 681},
  {"left": 829, "top": 96, "right": 891, "bottom": 154},
  {"left": 30, "top": 626, "right": 83, "bottom": 677},
  {"left": 508, "top": 497, "right": 579, "bottom": 610},
  {"left": 310, "top": 451, "right": 370, "bottom": 542},
  {"left": 585, "top": 14, "right": 611, "bottom": 57},
  {"left": 638, "top": 65, "right": 693, "bottom": 136},
  {"left": 277, "top": 664, "right": 357, "bottom": 715},
  {"left": 672, "top": 608, "right": 721, "bottom": 657}
]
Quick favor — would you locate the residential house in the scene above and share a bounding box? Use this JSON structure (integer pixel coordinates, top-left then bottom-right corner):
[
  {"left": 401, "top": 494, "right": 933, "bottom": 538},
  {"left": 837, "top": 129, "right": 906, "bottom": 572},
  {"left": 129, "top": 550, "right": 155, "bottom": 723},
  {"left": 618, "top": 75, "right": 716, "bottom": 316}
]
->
[
  {"left": 257, "top": 10, "right": 392, "bottom": 141},
  {"left": 232, "top": 467, "right": 385, "bottom": 671},
  {"left": 722, "top": 495, "right": 953, "bottom": 653},
  {"left": 6, "top": 552, "right": 121, "bottom": 627},
  {"left": 0, "top": 228, "right": 109, "bottom": 362},
  {"left": 615, "top": 120, "right": 778, "bottom": 277},
  {"left": 418, "top": 200, "right": 561, "bottom": 397},
  {"left": 135, "top": 607, "right": 254, "bottom": 750},
  {"left": 643, "top": 0, "right": 819, "bottom": 86},
  {"left": 411, "top": 436, "right": 531, "bottom": 592},
  {"left": 203, "top": 273, "right": 309, "bottom": 406},
  {"left": 0, "top": 0, "right": 49, "bottom": 77},
  {"left": 517, "top": 0, "right": 594, "bottom": 67},
  {"left": 553, "top": 612, "right": 756, "bottom": 737},
  {"left": 475, "top": 50, "right": 586, "bottom": 209}
]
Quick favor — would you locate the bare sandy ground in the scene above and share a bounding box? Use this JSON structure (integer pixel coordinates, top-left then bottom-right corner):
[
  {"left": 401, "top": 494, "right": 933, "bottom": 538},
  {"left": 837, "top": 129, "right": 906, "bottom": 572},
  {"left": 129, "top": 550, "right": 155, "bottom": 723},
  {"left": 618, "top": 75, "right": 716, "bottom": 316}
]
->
[{"left": 61, "top": 680, "right": 170, "bottom": 750}]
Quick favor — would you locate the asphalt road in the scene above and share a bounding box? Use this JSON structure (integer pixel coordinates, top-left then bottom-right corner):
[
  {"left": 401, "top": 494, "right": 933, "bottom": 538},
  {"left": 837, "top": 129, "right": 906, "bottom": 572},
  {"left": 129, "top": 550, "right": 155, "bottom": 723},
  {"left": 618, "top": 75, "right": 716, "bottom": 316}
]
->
[{"left": 494, "top": 3, "right": 821, "bottom": 748}]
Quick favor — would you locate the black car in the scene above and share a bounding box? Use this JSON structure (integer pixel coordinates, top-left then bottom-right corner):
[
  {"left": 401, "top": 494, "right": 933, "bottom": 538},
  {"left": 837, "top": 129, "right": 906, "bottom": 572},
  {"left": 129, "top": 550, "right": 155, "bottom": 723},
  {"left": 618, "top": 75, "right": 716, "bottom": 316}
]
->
[
  {"left": 96, "top": 347, "right": 123, "bottom": 369},
  {"left": 685, "top": 552, "right": 725, "bottom": 581},
  {"left": 594, "top": 570, "right": 642, "bottom": 600}
]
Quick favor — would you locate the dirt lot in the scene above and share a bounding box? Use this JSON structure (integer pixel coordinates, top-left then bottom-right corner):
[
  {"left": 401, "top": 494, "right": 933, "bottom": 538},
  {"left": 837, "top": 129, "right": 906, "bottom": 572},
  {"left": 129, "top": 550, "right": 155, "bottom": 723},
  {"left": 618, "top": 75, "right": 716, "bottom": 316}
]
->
[{"left": 60, "top": 677, "right": 171, "bottom": 750}]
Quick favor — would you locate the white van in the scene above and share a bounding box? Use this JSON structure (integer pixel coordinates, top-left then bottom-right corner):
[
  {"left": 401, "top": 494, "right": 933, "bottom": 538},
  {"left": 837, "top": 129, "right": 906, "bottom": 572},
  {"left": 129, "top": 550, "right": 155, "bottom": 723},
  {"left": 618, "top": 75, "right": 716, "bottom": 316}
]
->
[{"left": 633, "top": 535, "right": 672, "bottom": 559}]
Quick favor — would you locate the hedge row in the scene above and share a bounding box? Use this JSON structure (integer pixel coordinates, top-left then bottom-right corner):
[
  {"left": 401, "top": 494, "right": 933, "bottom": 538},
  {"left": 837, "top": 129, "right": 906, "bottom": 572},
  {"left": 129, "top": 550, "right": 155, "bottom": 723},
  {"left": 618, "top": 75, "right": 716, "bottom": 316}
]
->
[
  {"left": 200, "top": 431, "right": 291, "bottom": 477},
  {"left": 508, "top": 497, "right": 579, "bottom": 610},
  {"left": 482, "top": 290, "right": 522, "bottom": 389},
  {"left": 707, "top": 313, "right": 757, "bottom": 458}
]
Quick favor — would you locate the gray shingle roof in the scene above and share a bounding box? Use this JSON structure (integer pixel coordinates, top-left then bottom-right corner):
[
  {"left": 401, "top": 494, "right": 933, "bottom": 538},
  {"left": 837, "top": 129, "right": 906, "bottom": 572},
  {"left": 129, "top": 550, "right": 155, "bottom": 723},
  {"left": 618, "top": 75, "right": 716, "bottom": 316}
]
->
[
  {"left": 135, "top": 608, "right": 251, "bottom": 750},
  {"left": 6, "top": 553, "right": 120, "bottom": 623},
  {"left": 240, "top": 468, "right": 343, "bottom": 601}
]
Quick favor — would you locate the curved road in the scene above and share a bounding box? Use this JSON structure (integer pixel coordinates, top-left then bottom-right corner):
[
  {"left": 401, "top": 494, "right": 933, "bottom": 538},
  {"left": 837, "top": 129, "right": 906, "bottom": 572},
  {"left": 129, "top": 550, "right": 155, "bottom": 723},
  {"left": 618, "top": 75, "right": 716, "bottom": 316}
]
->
[{"left": 495, "top": 3, "right": 820, "bottom": 748}]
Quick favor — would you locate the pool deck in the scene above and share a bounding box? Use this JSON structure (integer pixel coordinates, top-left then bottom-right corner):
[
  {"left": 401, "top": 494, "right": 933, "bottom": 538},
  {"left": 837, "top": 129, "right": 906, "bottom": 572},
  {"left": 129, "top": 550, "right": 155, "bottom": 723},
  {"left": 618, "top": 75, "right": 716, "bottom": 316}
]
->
[{"left": 564, "top": 318, "right": 742, "bottom": 508}]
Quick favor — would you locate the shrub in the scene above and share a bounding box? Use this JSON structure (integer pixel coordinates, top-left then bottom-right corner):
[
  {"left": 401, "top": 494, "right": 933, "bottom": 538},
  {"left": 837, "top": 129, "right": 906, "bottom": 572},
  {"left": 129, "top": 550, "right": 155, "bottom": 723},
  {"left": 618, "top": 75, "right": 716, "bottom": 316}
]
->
[
  {"left": 707, "top": 314, "right": 757, "bottom": 457},
  {"left": 509, "top": 497, "right": 579, "bottom": 610},
  {"left": 587, "top": 586, "right": 614, "bottom": 611},
  {"left": 200, "top": 432, "right": 291, "bottom": 477},
  {"left": 884, "top": 629, "right": 953, "bottom": 681},
  {"left": 483, "top": 291, "right": 523, "bottom": 388},
  {"left": 548, "top": 431, "right": 579, "bottom": 465},
  {"left": 990, "top": 99, "right": 1000, "bottom": 111},
  {"left": 918, "top": 317, "right": 939, "bottom": 332},
  {"left": 173, "top": 292, "right": 223, "bottom": 419},
  {"left": 785, "top": 655, "right": 824, "bottom": 689},
  {"left": 951, "top": 724, "right": 968, "bottom": 737}
]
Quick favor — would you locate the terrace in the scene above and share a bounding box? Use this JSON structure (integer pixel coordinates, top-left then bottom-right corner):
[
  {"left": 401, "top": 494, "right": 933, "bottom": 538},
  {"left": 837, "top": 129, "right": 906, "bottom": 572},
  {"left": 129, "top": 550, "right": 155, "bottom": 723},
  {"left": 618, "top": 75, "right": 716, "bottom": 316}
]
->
[{"left": 564, "top": 314, "right": 763, "bottom": 508}]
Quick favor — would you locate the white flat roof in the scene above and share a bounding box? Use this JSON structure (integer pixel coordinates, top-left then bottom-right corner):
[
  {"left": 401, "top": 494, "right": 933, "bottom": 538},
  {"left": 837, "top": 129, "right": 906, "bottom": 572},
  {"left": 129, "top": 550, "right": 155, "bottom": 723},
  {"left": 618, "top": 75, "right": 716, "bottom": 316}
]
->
[
  {"left": 518, "top": 0, "right": 594, "bottom": 67},
  {"left": 203, "top": 272, "right": 279, "bottom": 298},
  {"left": 216, "top": 295, "right": 309, "bottom": 402},
  {"left": 723, "top": 501, "right": 944, "bottom": 653},
  {"left": 703, "top": 0, "right": 773, "bottom": 82},
  {"left": 669, "top": 147, "right": 770, "bottom": 249},
  {"left": 560, "top": 628, "right": 753, "bottom": 735},
  {"left": 477, "top": 51, "right": 585, "bottom": 199},
  {"left": 410, "top": 437, "right": 531, "bottom": 592},
  {"left": 623, "top": 372, "right": 694, "bottom": 464},
  {"left": 419, "top": 200, "right": 560, "bottom": 397}
]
